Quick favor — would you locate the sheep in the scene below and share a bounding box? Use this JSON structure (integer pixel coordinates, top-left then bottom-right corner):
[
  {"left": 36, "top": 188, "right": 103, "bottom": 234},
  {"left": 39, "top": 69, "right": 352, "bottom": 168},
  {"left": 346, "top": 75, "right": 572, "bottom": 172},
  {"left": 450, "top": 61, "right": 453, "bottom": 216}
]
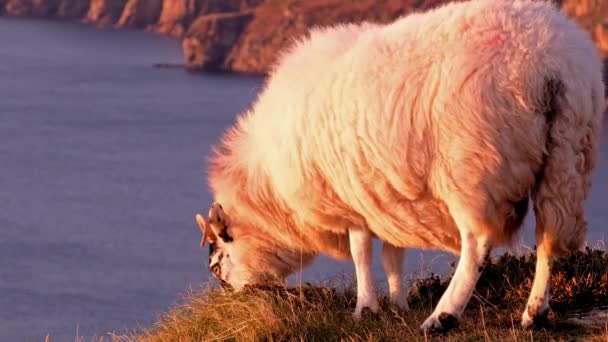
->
[{"left": 195, "top": 0, "right": 606, "bottom": 334}]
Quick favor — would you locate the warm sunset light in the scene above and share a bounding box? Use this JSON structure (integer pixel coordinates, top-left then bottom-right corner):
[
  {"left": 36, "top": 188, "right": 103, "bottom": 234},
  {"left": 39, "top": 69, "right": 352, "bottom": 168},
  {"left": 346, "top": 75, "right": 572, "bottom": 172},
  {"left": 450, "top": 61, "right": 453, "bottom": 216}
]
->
[{"left": 1, "top": 1, "right": 607, "bottom": 341}]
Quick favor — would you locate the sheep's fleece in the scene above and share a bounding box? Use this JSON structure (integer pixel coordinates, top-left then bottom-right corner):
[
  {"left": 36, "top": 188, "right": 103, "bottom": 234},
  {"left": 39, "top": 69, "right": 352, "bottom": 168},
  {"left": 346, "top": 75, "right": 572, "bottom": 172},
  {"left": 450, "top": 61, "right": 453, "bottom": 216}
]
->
[{"left": 197, "top": 0, "right": 606, "bottom": 333}]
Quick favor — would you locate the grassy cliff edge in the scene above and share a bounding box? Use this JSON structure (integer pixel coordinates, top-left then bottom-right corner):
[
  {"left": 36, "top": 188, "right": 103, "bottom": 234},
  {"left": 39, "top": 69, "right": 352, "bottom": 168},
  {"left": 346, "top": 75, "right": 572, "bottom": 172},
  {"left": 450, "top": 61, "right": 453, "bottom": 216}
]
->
[{"left": 117, "top": 247, "right": 608, "bottom": 342}]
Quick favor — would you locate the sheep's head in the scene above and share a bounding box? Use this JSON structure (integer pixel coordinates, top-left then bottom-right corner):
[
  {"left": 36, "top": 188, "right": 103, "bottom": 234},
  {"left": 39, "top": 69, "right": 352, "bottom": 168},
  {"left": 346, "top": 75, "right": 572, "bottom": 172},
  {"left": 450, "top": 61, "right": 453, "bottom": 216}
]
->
[{"left": 195, "top": 202, "right": 289, "bottom": 290}]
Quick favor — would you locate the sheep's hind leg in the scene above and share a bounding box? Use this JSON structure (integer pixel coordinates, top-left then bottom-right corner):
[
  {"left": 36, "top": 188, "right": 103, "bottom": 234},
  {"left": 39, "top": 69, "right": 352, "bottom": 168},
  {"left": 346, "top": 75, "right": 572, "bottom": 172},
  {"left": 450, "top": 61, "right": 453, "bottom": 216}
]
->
[
  {"left": 382, "top": 242, "right": 409, "bottom": 310},
  {"left": 420, "top": 208, "right": 493, "bottom": 334},
  {"left": 349, "top": 226, "right": 379, "bottom": 318}
]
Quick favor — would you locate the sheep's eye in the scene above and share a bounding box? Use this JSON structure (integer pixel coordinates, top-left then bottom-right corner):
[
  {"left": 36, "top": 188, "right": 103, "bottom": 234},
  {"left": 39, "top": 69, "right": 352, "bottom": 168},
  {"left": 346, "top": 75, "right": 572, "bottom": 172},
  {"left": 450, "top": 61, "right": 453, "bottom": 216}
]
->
[{"left": 211, "top": 264, "right": 220, "bottom": 275}]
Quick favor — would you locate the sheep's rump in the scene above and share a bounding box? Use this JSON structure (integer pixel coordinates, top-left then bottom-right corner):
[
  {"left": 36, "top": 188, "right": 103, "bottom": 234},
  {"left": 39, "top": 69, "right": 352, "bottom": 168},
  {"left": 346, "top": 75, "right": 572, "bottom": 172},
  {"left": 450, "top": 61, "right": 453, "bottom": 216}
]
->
[{"left": 209, "top": 0, "right": 605, "bottom": 256}]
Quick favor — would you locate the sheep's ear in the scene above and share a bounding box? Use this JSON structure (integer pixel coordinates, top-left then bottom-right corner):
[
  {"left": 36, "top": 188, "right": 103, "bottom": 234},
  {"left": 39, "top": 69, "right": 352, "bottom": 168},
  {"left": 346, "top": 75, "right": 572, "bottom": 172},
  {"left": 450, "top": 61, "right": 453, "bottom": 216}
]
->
[
  {"left": 208, "top": 202, "right": 232, "bottom": 242},
  {"left": 195, "top": 214, "right": 213, "bottom": 248}
]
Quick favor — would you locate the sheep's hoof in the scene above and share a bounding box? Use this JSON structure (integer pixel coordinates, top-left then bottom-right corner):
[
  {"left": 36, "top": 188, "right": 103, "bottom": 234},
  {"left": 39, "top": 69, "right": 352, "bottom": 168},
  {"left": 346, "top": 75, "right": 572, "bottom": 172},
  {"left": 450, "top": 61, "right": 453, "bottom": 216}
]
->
[
  {"left": 353, "top": 306, "right": 379, "bottom": 320},
  {"left": 387, "top": 301, "right": 410, "bottom": 316},
  {"left": 390, "top": 296, "right": 410, "bottom": 312},
  {"left": 420, "top": 312, "right": 459, "bottom": 335},
  {"left": 521, "top": 307, "right": 550, "bottom": 330}
]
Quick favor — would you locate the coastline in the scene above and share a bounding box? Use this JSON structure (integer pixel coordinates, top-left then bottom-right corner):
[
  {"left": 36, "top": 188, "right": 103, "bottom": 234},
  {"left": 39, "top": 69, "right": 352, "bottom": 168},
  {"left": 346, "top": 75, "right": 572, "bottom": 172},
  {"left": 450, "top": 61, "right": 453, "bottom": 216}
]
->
[{"left": 1, "top": 0, "right": 606, "bottom": 75}]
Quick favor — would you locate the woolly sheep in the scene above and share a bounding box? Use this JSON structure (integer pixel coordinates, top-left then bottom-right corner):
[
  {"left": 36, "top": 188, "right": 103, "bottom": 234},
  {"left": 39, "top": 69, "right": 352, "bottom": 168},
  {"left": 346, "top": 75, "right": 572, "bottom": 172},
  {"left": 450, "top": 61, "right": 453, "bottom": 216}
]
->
[{"left": 195, "top": 0, "right": 605, "bottom": 333}]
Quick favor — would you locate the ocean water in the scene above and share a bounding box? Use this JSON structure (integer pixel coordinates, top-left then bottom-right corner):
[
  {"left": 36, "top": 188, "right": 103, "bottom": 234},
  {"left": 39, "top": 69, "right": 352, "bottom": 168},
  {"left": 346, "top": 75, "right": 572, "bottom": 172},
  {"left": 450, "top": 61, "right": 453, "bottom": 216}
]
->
[{"left": 0, "top": 16, "right": 606, "bottom": 341}]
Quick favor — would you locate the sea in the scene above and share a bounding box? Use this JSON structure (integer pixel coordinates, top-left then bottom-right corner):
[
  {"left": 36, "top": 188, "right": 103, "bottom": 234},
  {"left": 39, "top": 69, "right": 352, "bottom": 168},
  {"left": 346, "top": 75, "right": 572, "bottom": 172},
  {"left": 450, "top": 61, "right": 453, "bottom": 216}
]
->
[{"left": 0, "top": 16, "right": 606, "bottom": 341}]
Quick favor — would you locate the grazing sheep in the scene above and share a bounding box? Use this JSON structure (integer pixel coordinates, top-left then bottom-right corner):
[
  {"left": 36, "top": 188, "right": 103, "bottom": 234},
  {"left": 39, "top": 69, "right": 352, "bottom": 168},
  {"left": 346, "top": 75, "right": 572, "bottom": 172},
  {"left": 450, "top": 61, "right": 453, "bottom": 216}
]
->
[{"left": 195, "top": 0, "right": 605, "bottom": 333}]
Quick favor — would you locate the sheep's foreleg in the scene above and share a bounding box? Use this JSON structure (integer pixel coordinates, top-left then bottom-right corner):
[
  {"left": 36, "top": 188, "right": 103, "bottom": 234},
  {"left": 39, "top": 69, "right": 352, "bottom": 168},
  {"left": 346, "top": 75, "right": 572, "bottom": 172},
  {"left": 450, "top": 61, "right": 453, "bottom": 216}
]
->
[
  {"left": 382, "top": 242, "right": 409, "bottom": 310},
  {"left": 349, "top": 226, "right": 379, "bottom": 317}
]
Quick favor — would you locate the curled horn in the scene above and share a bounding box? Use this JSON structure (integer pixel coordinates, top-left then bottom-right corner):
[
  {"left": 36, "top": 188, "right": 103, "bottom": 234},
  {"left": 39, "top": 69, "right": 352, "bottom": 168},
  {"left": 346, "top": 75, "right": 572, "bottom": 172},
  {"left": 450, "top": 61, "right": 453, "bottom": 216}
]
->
[{"left": 195, "top": 213, "right": 212, "bottom": 248}]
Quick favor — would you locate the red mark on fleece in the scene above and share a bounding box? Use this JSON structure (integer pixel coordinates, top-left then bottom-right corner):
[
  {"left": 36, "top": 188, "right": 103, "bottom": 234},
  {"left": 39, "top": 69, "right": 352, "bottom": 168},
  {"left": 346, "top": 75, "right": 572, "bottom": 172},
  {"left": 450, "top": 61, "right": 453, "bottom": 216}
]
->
[{"left": 482, "top": 34, "right": 505, "bottom": 49}]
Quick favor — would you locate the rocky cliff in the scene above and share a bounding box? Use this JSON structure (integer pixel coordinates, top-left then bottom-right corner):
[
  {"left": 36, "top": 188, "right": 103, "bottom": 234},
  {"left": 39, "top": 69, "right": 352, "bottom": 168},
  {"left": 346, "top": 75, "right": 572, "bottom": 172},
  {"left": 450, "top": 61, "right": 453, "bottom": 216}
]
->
[
  {"left": 151, "top": 0, "right": 199, "bottom": 37},
  {"left": 562, "top": 0, "right": 608, "bottom": 56},
  {"left": 1, "top": 0, "right": 606, "bottom": 74},
  {"left": 56, "top": 0, "right": 89, "bottom": 19},
  {"left": 5, "top": 0, "right": 60, "bottom": 17},
  {"left": 116, "top": 0, "right": 162, "bottom": 28},
  {"left": 183, "top": 0, "right": 608, "bottom": 74},
  {"left": 206, "top": 0, "right": 455, "bottom": 74},
  {"left": 84, "top": 0, "right": 127, "bottom": 27}
]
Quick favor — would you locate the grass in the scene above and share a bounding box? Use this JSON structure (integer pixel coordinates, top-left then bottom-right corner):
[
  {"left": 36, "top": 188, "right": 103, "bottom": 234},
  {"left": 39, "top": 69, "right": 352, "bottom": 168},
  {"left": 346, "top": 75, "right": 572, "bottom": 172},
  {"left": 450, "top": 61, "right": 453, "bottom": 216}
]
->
[{"left": 113, "top": 247, "right": 608, "bottom": 342}]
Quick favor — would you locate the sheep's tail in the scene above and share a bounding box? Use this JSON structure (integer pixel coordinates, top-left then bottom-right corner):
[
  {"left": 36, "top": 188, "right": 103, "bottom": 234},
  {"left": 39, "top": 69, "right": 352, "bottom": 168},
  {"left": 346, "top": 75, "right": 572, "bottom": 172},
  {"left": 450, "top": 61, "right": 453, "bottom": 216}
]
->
[{"left": 531, "top": 75, "right": 604, "bottom": 256}]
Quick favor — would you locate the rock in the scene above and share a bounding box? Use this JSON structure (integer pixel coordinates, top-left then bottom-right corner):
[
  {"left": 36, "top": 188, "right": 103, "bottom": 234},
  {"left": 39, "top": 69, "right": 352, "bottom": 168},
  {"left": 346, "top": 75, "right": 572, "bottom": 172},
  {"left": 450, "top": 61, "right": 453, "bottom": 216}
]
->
[
  {"left": 225, "top": 0, "right": 452, "bottom": 74},
  {"left": 116, "top": 0, "right": 162, "bottom": 28},
  {"left": 182, "top": 11, "right": 254, "bottom": 72},
  {"left": 31, "top": 0, "right": 61, "bottom": 16},
  {"left": 4, "top": 0, "right": 32, "bottom": 16},
  {"left": 5, "top": 0, "right": 61, "bottom": 16},
  {"left": 595, "top": 21, "right": 608, "bottom": 57},
  {"left": 151, "top": 0, "right": 201, "bottom": 37},
  {"left": 85, "top": 0, "right": 128, "bottom": 27},
  {"left": 198, "top": 0, "right": 264, "bottom": 14},
  {"left": 562, "top": 0, "right": 608, "bottom": 57},
  {"left": 151, "top": 0, "right": 262, "bottom": 37},
  {"left": 56, "top": 0, "right": 90, "bottom": 19},
  {"left": 182, "top": 0, "right": 608, "bottom": 75},
  {"left": 604, "top": 58, "right": 608, "bottom": 98},
  {"left": 1, "top": 0, "right": 605, "bottom": 76}
]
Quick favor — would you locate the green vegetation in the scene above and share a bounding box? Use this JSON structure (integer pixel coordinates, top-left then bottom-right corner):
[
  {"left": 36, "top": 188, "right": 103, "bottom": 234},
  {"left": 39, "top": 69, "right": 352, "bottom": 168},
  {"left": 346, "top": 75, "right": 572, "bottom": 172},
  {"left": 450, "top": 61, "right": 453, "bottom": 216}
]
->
[{"left": 120, "top": 247, "right": 608, "bottom": 341}]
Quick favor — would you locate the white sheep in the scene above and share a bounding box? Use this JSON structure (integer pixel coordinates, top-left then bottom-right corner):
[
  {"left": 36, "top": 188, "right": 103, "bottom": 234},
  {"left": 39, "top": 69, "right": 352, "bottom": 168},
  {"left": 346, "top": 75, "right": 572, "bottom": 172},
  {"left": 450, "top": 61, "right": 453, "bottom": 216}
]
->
[{"left": 195, "top": 0, "right": 605, "bottom": 333}]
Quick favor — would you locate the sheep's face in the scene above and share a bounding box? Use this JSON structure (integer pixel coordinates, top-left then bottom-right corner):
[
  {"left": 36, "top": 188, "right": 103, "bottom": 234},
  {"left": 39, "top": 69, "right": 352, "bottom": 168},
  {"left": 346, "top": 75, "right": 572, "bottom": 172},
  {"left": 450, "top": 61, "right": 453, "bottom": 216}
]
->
[
  {"left": 195, "top": 202, "right": 284, "bottom": 290},
  {"left": 205, "top": 234, "right": 254, "bottom": 290}
]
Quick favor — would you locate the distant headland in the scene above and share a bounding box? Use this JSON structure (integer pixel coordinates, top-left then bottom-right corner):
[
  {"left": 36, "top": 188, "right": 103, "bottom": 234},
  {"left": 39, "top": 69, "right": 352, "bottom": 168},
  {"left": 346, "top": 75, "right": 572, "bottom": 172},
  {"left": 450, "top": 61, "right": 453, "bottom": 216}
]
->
[{"left": 1, "top": 0, "right": 606, "bottom": 75}]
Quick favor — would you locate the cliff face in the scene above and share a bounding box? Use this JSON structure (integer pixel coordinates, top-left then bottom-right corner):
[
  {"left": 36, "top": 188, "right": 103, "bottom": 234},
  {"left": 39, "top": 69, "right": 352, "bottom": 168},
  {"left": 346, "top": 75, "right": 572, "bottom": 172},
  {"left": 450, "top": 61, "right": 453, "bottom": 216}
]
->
[
  {"left": 152, "top": 0, "right": 200, "bottom": 37},
  {"left": 183, "top": 11, "right": 254, "bottom": 71},
  {"left": 220, "top": 0, "right": 454, "bottom": 74},
  {"left": 4, "top": 0, "right": 30, "bottom": 16},
  {"left": 151, "top": 0, "right": 261, "bottom": 38},
  {"left": 184, "top": 0, "right": 607, "bottom": 74},
  {"left": 116, "top": 0, "right": 162, "bottom": 28},
  {"left": 0, "top": 0, "right": 606, "bottom": 74},
  {"left": 4, "top": 0, "right": 90, "bottom": 18},
  {"left": 85, "top": 0, "right": 128, "bottom": 27},
  {"left": 562, "top": 0, "right": 608, "bottom": 56},
  {"left": 5, "top": 0, "right": 61, "bottom": 17},
  {"left": 56, "top": 0, "right": 90, "bottom": 19}
]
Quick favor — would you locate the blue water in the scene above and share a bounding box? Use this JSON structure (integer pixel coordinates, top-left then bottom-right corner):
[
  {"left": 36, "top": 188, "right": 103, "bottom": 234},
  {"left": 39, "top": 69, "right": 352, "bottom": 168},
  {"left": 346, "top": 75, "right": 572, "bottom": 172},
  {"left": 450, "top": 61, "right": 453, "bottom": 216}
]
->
[{"left": 0, "top": 16, "right": 606, "bottom": 341}]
